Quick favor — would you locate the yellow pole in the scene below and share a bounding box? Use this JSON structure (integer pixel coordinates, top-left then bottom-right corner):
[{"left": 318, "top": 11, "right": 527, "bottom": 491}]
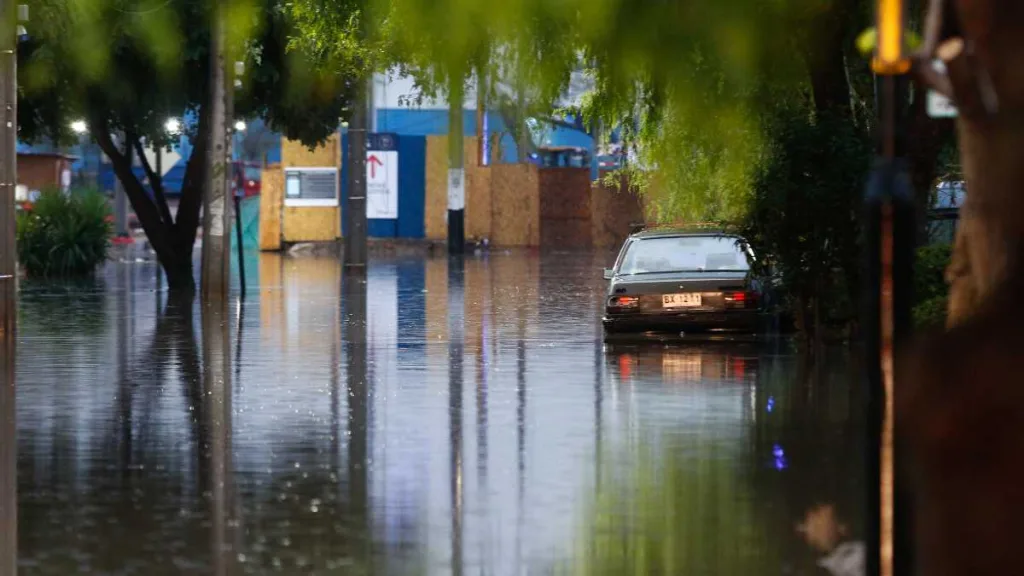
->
[{"left": 873, "top": 0, "right": 910, "bottom": 75}]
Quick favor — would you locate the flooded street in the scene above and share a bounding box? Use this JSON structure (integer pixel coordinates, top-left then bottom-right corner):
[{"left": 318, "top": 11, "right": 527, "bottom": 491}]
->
[{"left": 9, "top": 251, "right": 865, "bottom": 575}]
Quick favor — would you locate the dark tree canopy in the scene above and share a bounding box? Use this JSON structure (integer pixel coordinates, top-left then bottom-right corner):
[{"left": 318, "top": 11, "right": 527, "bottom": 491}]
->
[
  {"left": 20, "top": 0, "right": 352, "bottom": 147},
  {"left": 17, "top": 0, "right": 357, "bottom": 290}
]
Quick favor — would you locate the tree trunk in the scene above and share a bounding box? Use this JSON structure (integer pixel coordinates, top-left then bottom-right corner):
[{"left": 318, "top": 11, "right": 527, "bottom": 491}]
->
[
  {"left": 939, "top": 0, "right": 1024, "bottom": 325},
  {"left": 944, "top": 119, "right": 1024, "bottom": 326},
  {"left": 93, "top": 126, "right": 207, "bottom": 294},
  {"left": 899, "top": 3, "right": 1024, "bottom": 574}
]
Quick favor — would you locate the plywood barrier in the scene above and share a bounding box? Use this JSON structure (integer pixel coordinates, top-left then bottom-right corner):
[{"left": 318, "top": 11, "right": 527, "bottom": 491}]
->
[
  {"left": 490, "top": 163, "right": 540, "bottom": 247},
  {"left": 259, "top": 166, "right": 284, "bottom": 251},
  {"left": 591, "top": 175, "right": 647, "bottom": 249},
  {"left": 466, "top": 165, "right": 492, "bottom": 241},
  {"left": 425, "top": 136, "right": 488, "bottom": 242},
  {"left": 267, "top": 134, "right": 343, "bottom": 245},
  {"left": 282, "top": 133, "right": 341, "bottom": 168},
  {"left": 425, "top": 136, "right": 448, "bottom": 241},
  {"left": 539, "top": 168, "right": 592, "bottom": 249},
  {"left": 282, "top": 206, "right": 340, "bottom": 243}
]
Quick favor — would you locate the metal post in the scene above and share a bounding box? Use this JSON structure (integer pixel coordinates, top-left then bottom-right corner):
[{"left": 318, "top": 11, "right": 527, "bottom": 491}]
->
[
  {"left": 866, "top": 2, "right": 913, "bottom": 574},
  {"left": 0, "top": 0, "right": 16, "bottom": 334},
  {"left": 233, "top": 193, "right": 245, "bottom": 298},
  {"left": 447, "top": 76, "right": 465, "bottom": 255},
  {"left": 201, "top": 2, "right": 234, "bottom": 301},
  {"left": 345, "top": 79, "right": 368, "bottom": 268},
  {"left": 0, "top": 6, "right": 16, "bottom": 559}
]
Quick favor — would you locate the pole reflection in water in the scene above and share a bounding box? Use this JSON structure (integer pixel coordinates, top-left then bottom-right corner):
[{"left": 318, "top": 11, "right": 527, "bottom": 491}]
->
[
  {"left": 515, "top": 306, "right": 527, "bottom": 575},
  {"left": 476, "top": 313, "right": 487, "bottom": 487},
  {"left": 343, "top": 265, "right": 371, "bottom": 568},
  {"left": 448, "top": 257, "right": 465, "bottom": 576},
  {"left": 118, "top": 264, "right": 133, "bottom": 479},
  {"left": 200, "top": 297, "right": 237, "bottom": 576},
  {"left": 1, "top": 279, "right": 15, "bottom": 576}
]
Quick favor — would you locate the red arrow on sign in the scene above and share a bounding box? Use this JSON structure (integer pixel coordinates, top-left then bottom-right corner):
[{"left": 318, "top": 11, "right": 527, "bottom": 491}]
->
[{"left": 368, "top": 154, "right": 383, "bottom": 179}]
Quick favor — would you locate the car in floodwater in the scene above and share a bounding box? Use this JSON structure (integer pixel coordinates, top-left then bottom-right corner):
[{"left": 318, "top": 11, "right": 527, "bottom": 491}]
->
[{"left": 602, "top": 229, "right": 765, "bottom": 337}]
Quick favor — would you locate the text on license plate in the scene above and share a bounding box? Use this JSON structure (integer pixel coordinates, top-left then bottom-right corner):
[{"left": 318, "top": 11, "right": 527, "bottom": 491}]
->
[{"left": 662, "top": 293, "right": 701, "bottom": 308}]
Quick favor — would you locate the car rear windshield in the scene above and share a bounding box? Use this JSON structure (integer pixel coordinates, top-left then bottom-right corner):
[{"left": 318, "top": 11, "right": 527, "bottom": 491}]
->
[{"left": 618, "top": 236, "right": 750, "bottom": 275}]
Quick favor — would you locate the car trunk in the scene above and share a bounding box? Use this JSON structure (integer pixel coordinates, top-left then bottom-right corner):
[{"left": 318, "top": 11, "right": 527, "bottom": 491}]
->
[{"left": 609, "top": 271, "right": 749, "bottom": 313}]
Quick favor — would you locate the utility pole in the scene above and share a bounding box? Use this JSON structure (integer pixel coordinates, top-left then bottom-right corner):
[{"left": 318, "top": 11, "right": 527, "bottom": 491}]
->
[
  {"left": 345, "top": 78, "right": 369, "bottom": 268},
  {"left": 447, "top": 75, "right": 465, "bottom": 255},
  {"left": 201, "top": 1, "right": 234, "bottom": 300},
  {"left": 865, "top": 1, "right": 913, "bottom": 575},
  {"left": 0, "top": 3, "right": 17, "bottom": 572},
  {"left": 0, "top": 0, "right": 16, "bottom": 333}
]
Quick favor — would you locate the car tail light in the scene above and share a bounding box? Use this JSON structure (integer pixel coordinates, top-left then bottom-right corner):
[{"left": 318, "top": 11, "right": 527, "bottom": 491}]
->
[
  {"left": 724, "top": 291, "right": 758, "bottom": 308},
  {"left": 609, "top": 296, "right": 639, "bottom": 308},
  {"left": 731, "top": 357, "right": 746, "bottom": 378},
  {"left": 618, "top": 354, "right": 633, "bottom": 379}
]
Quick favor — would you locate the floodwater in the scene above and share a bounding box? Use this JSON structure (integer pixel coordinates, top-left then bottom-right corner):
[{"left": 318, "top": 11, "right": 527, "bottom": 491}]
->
[{"left": 4, "top": 250, "right": 865, "bottom": 575}]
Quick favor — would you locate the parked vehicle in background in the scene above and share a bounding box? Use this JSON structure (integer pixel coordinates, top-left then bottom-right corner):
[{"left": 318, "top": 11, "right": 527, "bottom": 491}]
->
[
  {"left": 233, "top": 162, "right": 262, "bottom": 198},
  {"left": 602, "top": 228, "right": 766, "bottom": 337}
]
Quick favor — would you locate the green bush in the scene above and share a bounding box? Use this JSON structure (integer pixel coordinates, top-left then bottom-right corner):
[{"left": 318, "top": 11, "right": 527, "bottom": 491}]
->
[
  {"left": 739, "top": 108, "right": 872, "bottom": 339},
  {"left": 913, "top": 243, "right": 952, "bottom": 329},
  {"left": 16, "top": 188, "right": 113, "bottom": 278}
]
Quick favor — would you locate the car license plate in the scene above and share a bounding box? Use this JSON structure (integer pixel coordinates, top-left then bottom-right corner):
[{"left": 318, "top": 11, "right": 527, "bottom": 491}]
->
[{"left": 662, "top": 293, "right": 701, "bottom": 308}]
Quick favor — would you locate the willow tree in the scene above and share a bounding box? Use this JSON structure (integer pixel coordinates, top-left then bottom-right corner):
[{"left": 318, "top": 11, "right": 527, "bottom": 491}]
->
[{"left": 19, "top": 0, "right": 355, "bottom": 291}]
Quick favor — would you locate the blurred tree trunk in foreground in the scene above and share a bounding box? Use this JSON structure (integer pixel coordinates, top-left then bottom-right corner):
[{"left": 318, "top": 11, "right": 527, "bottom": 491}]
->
[
  {"left": 902, "top": 2, "right": 1024, "bottom": 574},
  {"left": 942, "top": 0, "right": 1024, "bottom": 325}
]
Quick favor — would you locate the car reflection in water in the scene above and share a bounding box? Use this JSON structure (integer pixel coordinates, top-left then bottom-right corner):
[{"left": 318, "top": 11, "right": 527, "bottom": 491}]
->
[{"left": 606, "top": 342, "right": 760, "bottom": 386}]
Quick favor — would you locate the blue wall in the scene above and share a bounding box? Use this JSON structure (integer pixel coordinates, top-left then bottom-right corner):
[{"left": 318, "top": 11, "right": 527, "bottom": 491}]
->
[
  {"left": 375, "top": 107, "right": 599, "bottom": 177},
  {"left": 340, "top": 134, "right": 427, "bottom": 239}
]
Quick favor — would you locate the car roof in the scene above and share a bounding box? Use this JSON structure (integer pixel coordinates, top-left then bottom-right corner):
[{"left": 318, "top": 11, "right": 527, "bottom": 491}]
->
[{"left": 629, "top": 228, "right": 740, "bottom": 240}]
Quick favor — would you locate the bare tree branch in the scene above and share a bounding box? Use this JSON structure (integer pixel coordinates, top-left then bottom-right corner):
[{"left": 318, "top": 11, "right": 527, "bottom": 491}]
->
[
  {"left": 91, "top": 121, "right": 171, "bottom": 256},
  {"left": 132, "top": 137, "right": 174, "bottom": 227}
]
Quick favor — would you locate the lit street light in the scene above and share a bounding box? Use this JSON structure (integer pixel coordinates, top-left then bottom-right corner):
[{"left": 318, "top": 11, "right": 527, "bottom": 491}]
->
[
  {"left": 165, "top": 118, "right": 182, "bottom": 135},
  {"left": 234, "top": 120, "right": 246, "bottom": 132},
  {"left": 70, "top": 120, "right": 88, "bottom": 135}
]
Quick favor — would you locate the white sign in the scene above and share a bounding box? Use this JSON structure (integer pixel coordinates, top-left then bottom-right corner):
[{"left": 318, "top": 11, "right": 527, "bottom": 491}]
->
[
  {"left": 927, "top": 60, "right": 958, "bottom": 118},
  {"left": 927, "top": 90, "right": 958, "bottom": 118},
  {"left": 142, "top": 147, "right": 182, "bottom": 176},
  {"left": 447, "top": 168, "right": 465, "bottom": 211},
  {"left": 367, "top": 150, "right": 398, "bottom": 219}
]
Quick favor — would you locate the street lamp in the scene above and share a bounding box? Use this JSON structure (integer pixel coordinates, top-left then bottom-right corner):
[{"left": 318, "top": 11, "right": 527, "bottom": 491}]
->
[
  {"left": 234, "top": 120, "right": 247, "bottom": 132},
  {"left": 165, "top": 117, "right": 181, "bottom": 135},
  {"left": 70, "top": 120, "right": 88, "bottom": 135}
]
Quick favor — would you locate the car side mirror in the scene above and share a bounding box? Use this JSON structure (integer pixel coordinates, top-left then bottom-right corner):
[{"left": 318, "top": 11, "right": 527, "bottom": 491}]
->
[{"left": 603, "top": 268, "right": 615, "bottom": 280}]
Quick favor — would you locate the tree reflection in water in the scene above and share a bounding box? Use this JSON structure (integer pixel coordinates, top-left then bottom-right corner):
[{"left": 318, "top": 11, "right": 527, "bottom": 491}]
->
[{"left": 568, "top": 344, "right": 864, "bottom": 575}]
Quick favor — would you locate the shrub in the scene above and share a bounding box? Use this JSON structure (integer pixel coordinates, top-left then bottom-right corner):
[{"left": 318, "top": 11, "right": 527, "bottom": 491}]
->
[
  {"left": 16, "top": 188, "right": 113, "bottom": 278},
  {"left": 739, "top": 108, "right": 872, "bottom": 340},
  {"left": 913, "top": 243, "right": 952, "bottom": 329}
]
